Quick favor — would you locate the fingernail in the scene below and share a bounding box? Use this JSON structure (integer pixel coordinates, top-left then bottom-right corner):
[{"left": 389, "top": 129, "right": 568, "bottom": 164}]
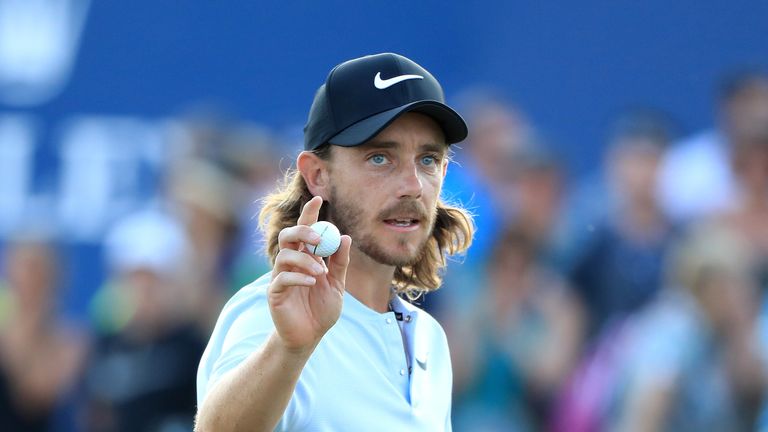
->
[
  {"left": 305, "top": 276, "right": 316, "bottom": 285},
  {"left": 309, "top": 233, "right": 321, "bottom": 243},
  {"left": 312, "top": 263, "right": 324, "bottom": 274}
]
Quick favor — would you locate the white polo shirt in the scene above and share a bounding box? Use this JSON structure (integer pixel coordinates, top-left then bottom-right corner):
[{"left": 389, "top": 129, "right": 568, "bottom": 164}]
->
[{"left": 197, "top": 273, "right": 453, "bottom": 431}]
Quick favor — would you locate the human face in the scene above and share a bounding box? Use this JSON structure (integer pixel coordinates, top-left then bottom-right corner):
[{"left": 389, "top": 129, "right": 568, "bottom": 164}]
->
[
  {"left": 326, "top": 113, "right": 447, "bottom": 267},
  {"left": 724, "top": 79, "right": 768, "bottom": 145},
  {"left": 7, "top": 243, "right": 55, "bottom": 310},
  {"left": 610, "top": 138, "right": 663, "bottom": 203}
]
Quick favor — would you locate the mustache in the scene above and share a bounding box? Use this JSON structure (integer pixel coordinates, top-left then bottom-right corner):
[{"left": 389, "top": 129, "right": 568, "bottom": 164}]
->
[{"left": 377, "top": 200, "right": 429, "bottom": 220}]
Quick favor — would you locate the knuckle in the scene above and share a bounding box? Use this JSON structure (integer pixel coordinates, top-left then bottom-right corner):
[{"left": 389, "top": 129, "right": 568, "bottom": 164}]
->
[
  {"left": 276, "top": 248, "right": 289, "bottom": 261},
  {"left": 291, "top": 255, "right": 308, "bottom": 269},
  {"left": 274, "top": 271, "right": 296, "bottom": 284},
  {"left": 277, "top": 226, "right": 292, "bottom": 243},
  {"left": 276, "top": 249, "right": 299, "bottom": 265},
  {"left": 270, "top": 272, "right": 284, "bottom": 287}
]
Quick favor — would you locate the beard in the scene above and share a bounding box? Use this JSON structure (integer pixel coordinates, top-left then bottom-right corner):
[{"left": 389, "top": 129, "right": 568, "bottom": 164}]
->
[{"left": 327, "top": 185, "right": 435, "bottom": 267}]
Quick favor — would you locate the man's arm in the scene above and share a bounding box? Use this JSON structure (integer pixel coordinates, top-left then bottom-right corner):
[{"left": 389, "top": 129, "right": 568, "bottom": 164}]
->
[
  {"left": 195, "top": 197, "right": 351, "bottom": 432},
  {"left": 195, "top": 332, "right": 315, "bottom": 432}
]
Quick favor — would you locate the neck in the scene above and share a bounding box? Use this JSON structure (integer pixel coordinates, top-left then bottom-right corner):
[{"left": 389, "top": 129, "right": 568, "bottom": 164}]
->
[{"left": 344, "top": 246, "right": 396, "bottom": 313}]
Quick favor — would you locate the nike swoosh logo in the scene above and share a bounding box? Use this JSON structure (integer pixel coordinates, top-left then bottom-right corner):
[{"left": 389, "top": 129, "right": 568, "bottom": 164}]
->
[
  {"left": 374, "top": 72, "right": 424, "bottom": 89},
  {"left": 416, "top": 358, "right": 427, "bottom": 370}
]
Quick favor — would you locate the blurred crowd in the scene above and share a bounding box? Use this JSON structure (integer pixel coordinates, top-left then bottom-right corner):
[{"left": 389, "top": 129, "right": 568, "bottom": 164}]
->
[{"left": 1, "top": 70, "right": 768, "bottom": 431}]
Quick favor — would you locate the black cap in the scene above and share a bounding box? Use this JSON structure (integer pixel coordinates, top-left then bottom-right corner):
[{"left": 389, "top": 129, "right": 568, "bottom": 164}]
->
[{"left": 304, "top": 53, "right": 468, "bottom": 151}]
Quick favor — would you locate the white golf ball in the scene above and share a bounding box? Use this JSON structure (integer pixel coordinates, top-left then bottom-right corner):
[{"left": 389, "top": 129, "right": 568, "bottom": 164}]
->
[{"left": 309, "top": 221, "right": 341, "bottom": 257}]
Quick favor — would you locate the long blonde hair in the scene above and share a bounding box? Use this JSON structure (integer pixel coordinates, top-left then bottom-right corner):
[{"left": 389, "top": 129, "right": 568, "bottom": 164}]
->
[{"left": 258, "top": 146, "right": 474, "bottom": 300}]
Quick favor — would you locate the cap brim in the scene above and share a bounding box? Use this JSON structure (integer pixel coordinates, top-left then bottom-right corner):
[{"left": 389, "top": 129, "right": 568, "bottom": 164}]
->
[{"left": 328, "top": 100, "right": 468, "bottom": 148}]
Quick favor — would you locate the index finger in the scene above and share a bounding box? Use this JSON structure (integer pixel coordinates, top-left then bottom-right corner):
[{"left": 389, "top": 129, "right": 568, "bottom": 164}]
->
[{"left": 297, "top": 195, "right": 323, "bottom": 226}]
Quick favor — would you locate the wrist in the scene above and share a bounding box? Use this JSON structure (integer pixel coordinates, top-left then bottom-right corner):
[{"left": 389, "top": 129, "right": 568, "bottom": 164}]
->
[{"left": 268, "top": 332, "right": 319, "bottom": 362}]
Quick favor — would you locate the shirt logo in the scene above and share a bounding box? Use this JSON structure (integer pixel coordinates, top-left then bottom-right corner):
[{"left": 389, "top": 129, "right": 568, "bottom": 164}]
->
[
  {"left": 416, "top": 357, "right": 427, "bottom": 370},
  {"left": 374, "top": 72, "right": 423, "bottom": 90}
]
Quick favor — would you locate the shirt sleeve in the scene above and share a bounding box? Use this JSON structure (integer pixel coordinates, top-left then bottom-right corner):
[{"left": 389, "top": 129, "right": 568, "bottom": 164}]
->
[
  {"left": 209, "top": 309, "right": 274, "bottom": 390},
  {"left": 196, "top": 278, "right": 309, "bottom": 431},
  {"left": 197, "top": 283, "right": 275, "bottom": 406}
]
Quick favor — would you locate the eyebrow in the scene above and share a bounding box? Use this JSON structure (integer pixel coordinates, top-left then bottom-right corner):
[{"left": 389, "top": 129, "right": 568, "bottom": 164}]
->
[{"left": 362, "top": 141, "right": 448, "bottom": 155}]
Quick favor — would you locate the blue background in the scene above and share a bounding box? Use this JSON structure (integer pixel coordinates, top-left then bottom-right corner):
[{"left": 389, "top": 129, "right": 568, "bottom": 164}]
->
[{"left": 1, "top": 0, "right": 767, "bottom": 319}]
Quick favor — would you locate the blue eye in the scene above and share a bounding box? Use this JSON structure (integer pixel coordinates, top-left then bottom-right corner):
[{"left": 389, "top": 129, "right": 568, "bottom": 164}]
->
[
  {"left": 370, "top": 154, "right": 388, "bottom": 165},
  {"left": 421, "top": 155, "right": 437, "bottom": 166}
]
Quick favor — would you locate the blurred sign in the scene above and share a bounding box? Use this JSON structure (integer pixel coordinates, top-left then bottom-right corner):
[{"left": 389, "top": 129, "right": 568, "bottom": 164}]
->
[
  {"left": 0, "top": 0, "right": 91, "bottom": 106},
  {"left": 0, "top": 114, "right": 171, "bottom": 240}
]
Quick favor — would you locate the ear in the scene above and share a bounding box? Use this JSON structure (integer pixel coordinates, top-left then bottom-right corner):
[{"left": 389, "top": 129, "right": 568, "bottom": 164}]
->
[{"left": 298, "top": 151, "right": 331, "bottom": 199}]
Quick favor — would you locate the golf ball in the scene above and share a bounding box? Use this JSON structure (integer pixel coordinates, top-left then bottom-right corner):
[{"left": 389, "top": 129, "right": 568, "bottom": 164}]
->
[{"left": 309, "top": 221, "right": 341, "bottom": 257}]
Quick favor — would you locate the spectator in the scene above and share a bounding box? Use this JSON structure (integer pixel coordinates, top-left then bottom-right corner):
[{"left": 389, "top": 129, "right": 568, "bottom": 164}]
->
[
  {"left": 437, "top": 96, "right": 541, "bottom": 315},
  {"left": 704, "top": 118, "right": 768, "bottom": 428},
  {"left": 711, "top": 134, "right": 768, "bottom": 287},
  {"left": 84, "top": 211, "right": 205, "bottom": 432},
  {"left": 570, "top": 110, "right": 677, "bottom": 340},
  {"left": 441, "top": 92, "right": 534, "bottom": 265},
  {"left": 450, "top": 222, "right": 584, "bottom": 430},
  {"left": 215, "top": 126, "right": 287, "bottom": 292},
  {"left": 167, "top": 158, "right": 241, "bottom": 332},
  {"left": 658, "top": 69, "right": 768, "bottom": 222},
  {"left": 558, "top": 225, "right": 765, "bottom": 431},
  {"left": 0, "top": 237, "right": 87, "bottom": 432},
  {"left": 507, "top": 143, "right": 570, "bottom": 270},
  {"left": 621, "top": 225, "right": 765, "bottom": 430}
]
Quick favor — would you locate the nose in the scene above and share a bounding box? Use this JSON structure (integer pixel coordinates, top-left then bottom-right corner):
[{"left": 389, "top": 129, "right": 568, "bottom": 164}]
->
[{"left": 397, "top": 161, "right": 423, "bottom": 199}]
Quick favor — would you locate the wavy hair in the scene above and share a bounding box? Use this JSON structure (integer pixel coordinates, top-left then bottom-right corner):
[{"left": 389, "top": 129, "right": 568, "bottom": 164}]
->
[{"left": 258, "top": 145, "right": 474, "bottom": 300}]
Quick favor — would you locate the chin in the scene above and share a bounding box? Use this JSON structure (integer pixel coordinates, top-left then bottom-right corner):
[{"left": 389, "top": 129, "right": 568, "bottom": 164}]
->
[
  {"left": 353, "top": 224, "right": 431, "bottom": 267},
  {"left": 379, "top": 239, "right": 426, "bottom": 266}
]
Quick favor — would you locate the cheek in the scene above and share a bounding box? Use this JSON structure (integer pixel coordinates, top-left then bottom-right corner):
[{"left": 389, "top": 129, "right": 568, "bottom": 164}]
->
[
  {"left": 331, "top": 174, "right": 377, "bottom": 215},
  {"left": 422, "top": 170, "right": 444, "bottom": 196}
]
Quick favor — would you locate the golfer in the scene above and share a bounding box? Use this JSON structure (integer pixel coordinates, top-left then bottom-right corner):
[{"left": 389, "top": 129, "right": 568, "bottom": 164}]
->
[{"left": 195, "top": 52, "right": 473, "bottom": 431}]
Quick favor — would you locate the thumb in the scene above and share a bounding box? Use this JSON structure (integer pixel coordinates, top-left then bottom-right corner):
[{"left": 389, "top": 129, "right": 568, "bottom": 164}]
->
[{"left": 327, "top": 235, "right": 352, "bottom": 289}]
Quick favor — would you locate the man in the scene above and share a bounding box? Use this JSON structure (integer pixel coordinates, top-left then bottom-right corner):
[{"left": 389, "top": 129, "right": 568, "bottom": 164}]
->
[
  {"left": 195, "top": 53, "right": 474, "bottom": 431},
  {"left": 658, "top": 70, "right": 768, "bottom": 222}
]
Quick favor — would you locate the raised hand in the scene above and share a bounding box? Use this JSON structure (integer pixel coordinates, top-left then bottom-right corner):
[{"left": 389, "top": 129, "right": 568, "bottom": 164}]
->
[{"left": 268, "top": 196, "right": 352, "bottom": 353}]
